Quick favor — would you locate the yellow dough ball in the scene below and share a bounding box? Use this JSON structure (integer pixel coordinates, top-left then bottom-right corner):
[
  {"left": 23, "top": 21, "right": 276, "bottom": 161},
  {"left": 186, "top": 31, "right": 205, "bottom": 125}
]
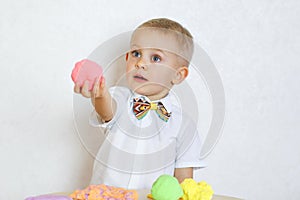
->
[{"left": 180, "top": 179, "right": 213, "bottom": 200}]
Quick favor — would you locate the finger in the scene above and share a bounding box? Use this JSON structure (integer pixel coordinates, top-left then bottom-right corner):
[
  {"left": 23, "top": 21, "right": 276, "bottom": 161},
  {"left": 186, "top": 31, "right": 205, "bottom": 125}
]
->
[
  {"left": 81, "top": 80, "right": 91, "bottom": 98},
  {"left": 100, "top": 76, "right": 105, "bottom": 89},
  {"left": 92, "top": 76, "right": 101, "bottom": 98},
  {"left": 74, "top": 83, "right": 81, "bottom": 93},
  {"left": 97, "top": 76, "right": 106, "bottom": 97}
]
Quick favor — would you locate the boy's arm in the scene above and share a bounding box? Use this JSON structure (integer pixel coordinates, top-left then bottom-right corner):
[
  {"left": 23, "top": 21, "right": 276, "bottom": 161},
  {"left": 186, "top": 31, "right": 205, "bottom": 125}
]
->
[
  {"left": 92, "top": 77, "right": 116, "bottom": 122},
  {"left": 174, "top": 167, "right": 193, "bottom": 183},
  {"left": 75, "top": 76, "right": 116, "bottom": 122}
]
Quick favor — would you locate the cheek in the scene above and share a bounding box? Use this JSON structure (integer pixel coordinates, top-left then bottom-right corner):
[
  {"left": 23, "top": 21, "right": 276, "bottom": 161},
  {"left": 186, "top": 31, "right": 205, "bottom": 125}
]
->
[
  {"left": 150, "top": 72, "right": 172, "bottom": 86},
  {"left": 126, "top": 62, "right": 134, "bottom": 73},
  {"left": 152, "top": 67, "right": 174, "bottom": 82},
  {"left": 126, "top": 57, "right": 138, "bottom": 70}
]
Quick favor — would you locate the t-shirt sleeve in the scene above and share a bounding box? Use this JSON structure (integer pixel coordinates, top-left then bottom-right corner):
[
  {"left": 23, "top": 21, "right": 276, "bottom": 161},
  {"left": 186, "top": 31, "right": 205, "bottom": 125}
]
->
[
  {"left": 89, "top": 86, "right": 129, "bottom": 129},
  {"left": 175, "top": 115, "right": 207, "bottom": 169}
]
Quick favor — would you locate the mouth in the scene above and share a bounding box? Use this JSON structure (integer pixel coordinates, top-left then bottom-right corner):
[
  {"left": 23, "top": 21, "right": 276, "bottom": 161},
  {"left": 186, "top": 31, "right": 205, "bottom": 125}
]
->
[{"left": 133, "top": 74, "right": 148, "bottom": 82}]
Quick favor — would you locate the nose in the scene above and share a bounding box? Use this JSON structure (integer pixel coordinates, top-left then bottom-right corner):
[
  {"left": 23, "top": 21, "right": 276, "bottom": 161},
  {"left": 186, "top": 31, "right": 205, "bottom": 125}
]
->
[{"left": 135, "top": 58, "right": 147, "bottom": 70}]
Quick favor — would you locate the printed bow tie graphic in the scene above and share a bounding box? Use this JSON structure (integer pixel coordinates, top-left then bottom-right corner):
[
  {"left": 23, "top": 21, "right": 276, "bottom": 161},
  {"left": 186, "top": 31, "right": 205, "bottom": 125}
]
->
[{"left": 133, "top": 97, "right": 171, "bottom": 122}]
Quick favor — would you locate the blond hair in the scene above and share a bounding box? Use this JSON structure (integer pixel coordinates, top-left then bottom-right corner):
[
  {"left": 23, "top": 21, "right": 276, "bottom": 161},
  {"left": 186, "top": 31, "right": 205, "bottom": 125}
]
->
[{"left": 136, "top": 18, "right": 194, "bottom": 65}]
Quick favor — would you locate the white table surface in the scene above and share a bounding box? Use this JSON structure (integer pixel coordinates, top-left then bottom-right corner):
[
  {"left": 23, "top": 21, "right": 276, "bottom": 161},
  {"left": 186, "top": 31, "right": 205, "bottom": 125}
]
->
[
  {"left": 52, "top": 190, "right": 242, "bottom": 200},
  {"left": 137, "top": 189, "right": 242, "bottom": 200}
]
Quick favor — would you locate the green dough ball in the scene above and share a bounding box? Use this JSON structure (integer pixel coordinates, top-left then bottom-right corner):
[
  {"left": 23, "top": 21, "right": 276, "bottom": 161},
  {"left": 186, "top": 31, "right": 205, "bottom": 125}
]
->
[{"left": 151, "top": 175, "right": 183, "bottom": 200}]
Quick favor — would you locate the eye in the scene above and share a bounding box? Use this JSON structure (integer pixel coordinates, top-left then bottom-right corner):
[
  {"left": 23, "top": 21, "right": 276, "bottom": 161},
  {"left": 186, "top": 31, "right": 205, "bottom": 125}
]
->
[
  {"left": 151, "top": 55, "right": 161, "bottom": 62},
  {"left": 131, "top": 50, "right": 141, "bottom": 58}
]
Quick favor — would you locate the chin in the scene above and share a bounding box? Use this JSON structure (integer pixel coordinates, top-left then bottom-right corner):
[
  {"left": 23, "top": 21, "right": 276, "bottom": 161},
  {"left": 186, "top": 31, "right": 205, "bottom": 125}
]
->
[
  {"left": 128, "top": 81, "right": 168, "bottom": 97},
  {"left": 130, "top": 86, "right": 148, "bottom": 95}
]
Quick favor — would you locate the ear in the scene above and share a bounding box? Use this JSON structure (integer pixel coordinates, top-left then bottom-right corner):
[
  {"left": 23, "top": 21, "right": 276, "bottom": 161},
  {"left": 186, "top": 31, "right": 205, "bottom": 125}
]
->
[
  {"left": 125, "top": 53, "right": 129, "bottom": 61},
  {"left": 172, "top": 66, "right": 189, "bottom": 85}
]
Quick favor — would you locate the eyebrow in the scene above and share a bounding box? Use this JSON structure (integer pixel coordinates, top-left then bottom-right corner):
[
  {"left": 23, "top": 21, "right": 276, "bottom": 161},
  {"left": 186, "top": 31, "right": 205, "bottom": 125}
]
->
[
  {"left": 130, "top": 44, "right": 167, "bottom": 56},
  {"left": 130, "top": 44, "right": 139, "bottom": 49}
]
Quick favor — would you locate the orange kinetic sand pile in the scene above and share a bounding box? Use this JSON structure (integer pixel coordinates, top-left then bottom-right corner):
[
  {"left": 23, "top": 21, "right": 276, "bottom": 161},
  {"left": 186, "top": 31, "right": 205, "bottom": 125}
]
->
[{"left": 69, "top": 184, "right": 138, "bottom": 200}]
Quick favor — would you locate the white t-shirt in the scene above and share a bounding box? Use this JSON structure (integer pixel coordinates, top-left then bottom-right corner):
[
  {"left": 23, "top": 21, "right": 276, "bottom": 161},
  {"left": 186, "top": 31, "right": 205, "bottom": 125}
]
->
[{"left": 89, "top": 86, "right": 206, "bottom": 189}]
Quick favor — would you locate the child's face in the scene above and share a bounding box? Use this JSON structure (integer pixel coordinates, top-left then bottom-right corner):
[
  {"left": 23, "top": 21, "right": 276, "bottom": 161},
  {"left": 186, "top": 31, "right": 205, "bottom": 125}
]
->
[{"left": 126, "top": 29, "right": 185, "bottom": 100}]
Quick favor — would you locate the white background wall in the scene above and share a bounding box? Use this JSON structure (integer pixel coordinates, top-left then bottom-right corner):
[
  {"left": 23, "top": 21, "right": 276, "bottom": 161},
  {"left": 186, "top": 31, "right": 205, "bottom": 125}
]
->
[{"left": 0, "top": 0, "right": 299, "bottom": 199}]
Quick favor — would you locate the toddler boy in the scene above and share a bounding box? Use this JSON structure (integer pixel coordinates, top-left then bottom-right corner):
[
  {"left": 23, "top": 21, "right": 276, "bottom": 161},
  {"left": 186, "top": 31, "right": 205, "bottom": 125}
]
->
[{"left": 74, "top": 18, "right": 205, "bottom": 189}]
